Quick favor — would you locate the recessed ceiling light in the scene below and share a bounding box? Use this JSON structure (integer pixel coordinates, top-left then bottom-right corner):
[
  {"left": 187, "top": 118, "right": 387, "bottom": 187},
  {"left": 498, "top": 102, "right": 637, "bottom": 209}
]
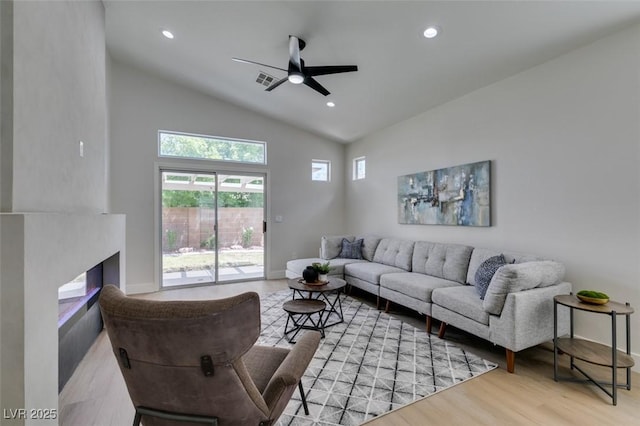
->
[
  {"left": 326, "top": 101, "right": 335, "bottom": 108},
  {"left": 423, "top": 26, "right": 440, "bottom": 39},
  {"left": 162, "top": 30, "right": 174, "bottom": 39}
]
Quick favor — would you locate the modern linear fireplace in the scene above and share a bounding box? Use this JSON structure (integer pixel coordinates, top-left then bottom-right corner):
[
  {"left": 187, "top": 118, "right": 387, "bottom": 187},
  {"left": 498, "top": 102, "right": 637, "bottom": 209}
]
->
[{"left": 58, "top": 252, "right": 120, "bottom": 391}]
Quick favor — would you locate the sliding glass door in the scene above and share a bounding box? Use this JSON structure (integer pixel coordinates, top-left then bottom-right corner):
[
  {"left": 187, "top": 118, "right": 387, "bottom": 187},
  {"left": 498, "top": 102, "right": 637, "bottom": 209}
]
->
[{"left": 160, "top": 169, "right": 265, "bottom": 288}]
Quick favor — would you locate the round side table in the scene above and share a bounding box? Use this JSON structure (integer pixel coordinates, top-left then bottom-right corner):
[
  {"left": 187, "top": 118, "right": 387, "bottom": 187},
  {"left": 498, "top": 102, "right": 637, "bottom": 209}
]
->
[
  {"left": 283, "top": 299, "right": 326, "bottom": 343},
  {"left": 553, "top": 294, "right": 634, "bottom": 405}
]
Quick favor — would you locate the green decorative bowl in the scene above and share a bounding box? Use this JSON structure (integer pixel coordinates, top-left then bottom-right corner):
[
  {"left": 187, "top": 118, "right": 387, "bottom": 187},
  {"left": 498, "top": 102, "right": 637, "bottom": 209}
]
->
[
  {"left": 576, "top": 290, "right": 609, "bottom": 305},
  {"left": 577, "top": 295, "right": 609, "bottom": 305}
]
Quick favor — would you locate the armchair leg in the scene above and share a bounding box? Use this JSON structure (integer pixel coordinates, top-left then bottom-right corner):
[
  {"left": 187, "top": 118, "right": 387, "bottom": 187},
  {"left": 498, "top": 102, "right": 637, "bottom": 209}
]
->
[
  {"left": 376, "top": 296, "right": 381, "bottom": 310},
  {"left": 298, "top": 381, "right": 309, "bottom": 416},
  {"left": 426, "top": 315, "right": 432, "bottom": 335},
  {"left": 384, "top": 300, "right": 391, "bottom": 313},
  {"left": 438, "top": 322, "right": 447, "bottom": 339},
  {"left": 506, "top": 349, "right": 515, "bottom": 373}
]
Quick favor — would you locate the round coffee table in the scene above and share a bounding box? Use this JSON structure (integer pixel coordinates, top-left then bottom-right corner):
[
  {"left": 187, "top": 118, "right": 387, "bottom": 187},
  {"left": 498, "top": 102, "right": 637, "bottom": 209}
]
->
[
  {"left": 282, "top": 299, "right": 327, "bottom": 343},
  {"left": 287, "top": 277, "right": 346, "bottom": 328}
]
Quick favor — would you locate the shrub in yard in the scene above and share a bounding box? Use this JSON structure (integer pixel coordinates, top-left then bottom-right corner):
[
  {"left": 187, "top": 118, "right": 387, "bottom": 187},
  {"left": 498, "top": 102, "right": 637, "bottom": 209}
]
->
[
  {"left": 242, "top": 226, "right": 254, "bottom": 248},
  {"left": 165, "top": 229, "right": 177, "bottom": 251},
  {"left": 200, "top": 235, "right": 216, "bottom": 250}
]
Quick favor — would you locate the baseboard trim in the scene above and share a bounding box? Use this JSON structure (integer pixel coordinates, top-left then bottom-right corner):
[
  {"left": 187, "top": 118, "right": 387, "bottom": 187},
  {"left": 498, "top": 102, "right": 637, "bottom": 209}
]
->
[
  {"left": 124, "top": 281, "right": 157, "bottom": 295},
  {"left": 268, "top": 269, "right": 286, "bottom": 279}
]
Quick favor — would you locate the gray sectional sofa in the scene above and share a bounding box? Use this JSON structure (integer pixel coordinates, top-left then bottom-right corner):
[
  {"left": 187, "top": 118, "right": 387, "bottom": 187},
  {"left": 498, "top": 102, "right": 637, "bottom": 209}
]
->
[{"left": 286, "top": 235, "right": 571, "bottom": 373}]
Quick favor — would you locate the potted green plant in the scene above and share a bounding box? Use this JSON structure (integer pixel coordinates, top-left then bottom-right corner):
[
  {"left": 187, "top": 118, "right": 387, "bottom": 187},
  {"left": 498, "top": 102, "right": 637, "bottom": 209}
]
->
[{"left": 312, "top": 261, "right": 332, "bottom": 282}]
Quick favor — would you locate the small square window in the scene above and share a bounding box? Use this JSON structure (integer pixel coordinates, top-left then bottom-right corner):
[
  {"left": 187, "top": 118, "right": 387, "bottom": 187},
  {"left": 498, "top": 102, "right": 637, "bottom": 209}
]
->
[
  {"left": 353, "top": 156, "right": 366, "bottom": 180},
  {"left": 312, "top": 160, "right": 331, "bottom": 182}
]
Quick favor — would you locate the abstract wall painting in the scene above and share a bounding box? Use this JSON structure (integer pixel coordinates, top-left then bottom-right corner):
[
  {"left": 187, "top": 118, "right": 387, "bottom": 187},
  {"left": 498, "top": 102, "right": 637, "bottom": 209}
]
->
[{"left": 398, "top": 160, "right": 491, "bottom": 226}]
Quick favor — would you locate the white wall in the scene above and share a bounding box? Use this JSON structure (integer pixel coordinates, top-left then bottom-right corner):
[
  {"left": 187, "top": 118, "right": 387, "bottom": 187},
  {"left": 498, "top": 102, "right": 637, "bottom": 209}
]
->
[
  {"left": 110, "top": 62, "right": 346, "bottom": 293},
  {"left": 0, "top": 1, "right": 125, "bottom": 423},
  {"left": 11, "top": 0, "right": 108, "bottom": 214},
  {"left": 346, "top": 24, "right": 640, "bottom": 364}
]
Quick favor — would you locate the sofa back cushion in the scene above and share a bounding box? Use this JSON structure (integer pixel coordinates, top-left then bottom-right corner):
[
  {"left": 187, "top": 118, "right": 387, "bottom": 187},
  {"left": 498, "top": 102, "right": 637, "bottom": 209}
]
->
[
  {"left": 321, "top": 235, "right": 354, "bottom": 259},
  {"left": 466, "top": 248, "right": 543, "bottom": 286},
  {"left": 360, "top": 235, "right": 382, "bottom": 262},
  {"left": 372, "top": 238, "right": 414, "bottom": 271},
  {"left": 412, "top": 242, "right": 473, "bottom": 284}
]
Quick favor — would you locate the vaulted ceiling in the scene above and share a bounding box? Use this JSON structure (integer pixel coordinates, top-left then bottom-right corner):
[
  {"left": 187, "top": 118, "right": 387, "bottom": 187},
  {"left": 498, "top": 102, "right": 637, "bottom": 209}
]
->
[{"left": 104, "top": 1, "right": 640, "bottom": 143}]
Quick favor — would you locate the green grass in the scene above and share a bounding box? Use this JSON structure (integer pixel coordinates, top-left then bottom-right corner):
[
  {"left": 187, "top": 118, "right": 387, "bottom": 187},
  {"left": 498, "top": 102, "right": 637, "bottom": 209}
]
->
[{"left": 162, "top": 250, "right": 263, "bottom": 273}]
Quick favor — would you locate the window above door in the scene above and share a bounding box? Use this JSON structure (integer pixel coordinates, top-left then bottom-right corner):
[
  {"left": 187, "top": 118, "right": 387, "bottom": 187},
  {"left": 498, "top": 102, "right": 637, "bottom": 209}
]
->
[{"left": 159, "top": 130, "right": 266, "bottom": 164}]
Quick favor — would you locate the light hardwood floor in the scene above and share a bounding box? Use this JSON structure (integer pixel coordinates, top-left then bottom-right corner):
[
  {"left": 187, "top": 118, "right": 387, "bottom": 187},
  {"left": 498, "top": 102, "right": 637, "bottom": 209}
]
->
[{"left": 59, "top": 280, "right": 639, "bottom": 425}]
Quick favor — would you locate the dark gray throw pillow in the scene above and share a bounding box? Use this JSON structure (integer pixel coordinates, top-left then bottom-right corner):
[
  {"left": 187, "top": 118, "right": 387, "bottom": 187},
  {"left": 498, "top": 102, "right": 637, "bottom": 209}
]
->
[
  {"left": 475, "top": 254, "right": 506, "bottom": 299},
  {"left": 339, "top": 238, "right": 363, "bottom": 259}
]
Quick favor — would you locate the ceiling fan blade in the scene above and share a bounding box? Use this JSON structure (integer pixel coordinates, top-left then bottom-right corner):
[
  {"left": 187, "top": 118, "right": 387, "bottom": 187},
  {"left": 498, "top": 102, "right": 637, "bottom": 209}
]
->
[
  {"left": 304, "top": 77, "right": 330, "bottom": 96},
  {"left": 232, "top": 57, "right": 287, "bottom": 73},
  {"left": 289, "top": 35, "right": 302, "bottom": 72},
  {"left": 265, "top": 77, "right": 288, "bottom": 92},
  {"left": 305, "top": 65, "right": 358, "bottom": 77}
]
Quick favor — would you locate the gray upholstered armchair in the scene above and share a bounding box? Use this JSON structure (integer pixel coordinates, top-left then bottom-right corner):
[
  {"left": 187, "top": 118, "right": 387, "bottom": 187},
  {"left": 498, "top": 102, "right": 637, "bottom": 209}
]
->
[{"left": 99, "top": 285, "right": 320, "bottom": 426}]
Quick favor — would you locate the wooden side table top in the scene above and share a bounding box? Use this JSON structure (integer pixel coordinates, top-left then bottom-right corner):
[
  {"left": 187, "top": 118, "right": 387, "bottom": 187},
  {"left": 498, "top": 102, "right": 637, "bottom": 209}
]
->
[
  {"left": 554, "top": 294, "right": 634, "bottom": 315},
  {"left": 287, "top": 277, "right": 346, "bottom": 293},
  {"left": 283, "top": 299, "right": 327, "bottom": 314}
]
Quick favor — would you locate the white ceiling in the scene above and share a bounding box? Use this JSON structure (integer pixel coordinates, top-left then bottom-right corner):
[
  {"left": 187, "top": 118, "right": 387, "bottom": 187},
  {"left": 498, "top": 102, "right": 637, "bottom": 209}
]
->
[{"left": 104, "top": 1, "right": 640, "bottom": 143}]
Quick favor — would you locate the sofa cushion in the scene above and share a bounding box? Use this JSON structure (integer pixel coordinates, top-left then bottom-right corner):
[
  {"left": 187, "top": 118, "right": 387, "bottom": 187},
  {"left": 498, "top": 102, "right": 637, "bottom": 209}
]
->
[
  {"left": 360, "top": 235, "right": 382, "bottom": 262},
  {"left": 380, "top": 272, "right": 462, "bottom": 303},
  {"left": 483, "top": 261, "right": 566, "bottom": 315},
  {"left": 466, "top": 248, "right": 544, "bottom": 286},
  {"left": 372, "top": 238, "right": 415, "bottom": 271},
  {"left": 321, "top": 235, "right": 354, "bottom": 259},
  {"left": 344, "top": 262, "right": 406, "bottom": 284},
  {"left": 432, "top": 286, "right": 489, "bottom": 325},
  {"left": 412, "top": 241, "right": 473, "bottom": 284},
  {"left": 338, "top": 238, "right": 364, "bottom": 259},
  {"left": 286, "top": 257, "right": 367, "bottom": 277},
  {"left": 475, "top": 254, "right": 506, "bottom": 299}
]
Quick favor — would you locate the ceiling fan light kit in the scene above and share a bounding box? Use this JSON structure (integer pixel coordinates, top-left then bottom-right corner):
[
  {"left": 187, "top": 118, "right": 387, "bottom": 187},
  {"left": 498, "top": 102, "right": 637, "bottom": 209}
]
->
[
  {"left": 288, "top": 72, "right": 305, "bottom": 85},
  {"left": 233, "top": 35, "right": 358, "bottom": 96}
]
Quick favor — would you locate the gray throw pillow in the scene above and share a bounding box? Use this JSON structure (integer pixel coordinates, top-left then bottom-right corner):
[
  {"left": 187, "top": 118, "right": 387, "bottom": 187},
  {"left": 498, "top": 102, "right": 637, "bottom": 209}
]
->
[
  {"left": 339, "top": 238, "right": 363, "bottom": 259},
  {"left": 321, "top": 235, "right": 354, "bottom": 259},
  {"left": 474, "top": 254, "right": 506, "bottom": 299}
]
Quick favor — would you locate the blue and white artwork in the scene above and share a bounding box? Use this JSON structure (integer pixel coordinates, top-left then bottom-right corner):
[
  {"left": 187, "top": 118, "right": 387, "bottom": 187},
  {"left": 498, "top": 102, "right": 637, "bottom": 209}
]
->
[{"left": 398, "top": 160, "right": 491, "bottom": 226}]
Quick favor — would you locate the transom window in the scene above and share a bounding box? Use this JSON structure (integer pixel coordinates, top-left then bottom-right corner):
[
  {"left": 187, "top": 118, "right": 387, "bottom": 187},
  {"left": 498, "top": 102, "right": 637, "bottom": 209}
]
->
[
  {"left": 353, "top": 156, "right": 366, "bottom": 180},
  {"left": 159, "top": 130, "right": 266, "bottom": 164},
  {"left": 312, "top": 160, "right": 331, "bottom": 182}
]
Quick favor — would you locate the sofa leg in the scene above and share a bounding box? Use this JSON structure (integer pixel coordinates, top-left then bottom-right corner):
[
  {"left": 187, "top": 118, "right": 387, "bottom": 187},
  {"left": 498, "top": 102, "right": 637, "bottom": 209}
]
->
[
  {"left": 384, "top": 300, "right": 391, "bottom": 313},
  {"left": 438, "top": 322, "right": 447, "bottom": 339},
  {"left": 506, "top": 349, "right": 515, "bottom": 373},
  {"left": 376, "top": 296, "right": 381, "bottom": 310},
  {"left": 426, "top": 316, "right": 432, "bottom": 334}
]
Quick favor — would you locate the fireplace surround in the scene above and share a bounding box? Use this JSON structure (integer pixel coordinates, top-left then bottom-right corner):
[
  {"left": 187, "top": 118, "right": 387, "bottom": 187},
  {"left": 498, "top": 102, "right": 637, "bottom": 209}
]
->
[{"left": 0, "top": 213, "right": 126, "bottom": 424}]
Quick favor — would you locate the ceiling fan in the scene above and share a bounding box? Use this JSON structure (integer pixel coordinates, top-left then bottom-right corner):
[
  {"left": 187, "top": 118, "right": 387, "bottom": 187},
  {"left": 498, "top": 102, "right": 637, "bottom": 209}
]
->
[{"left": 232, "top": 35, "right": 358, "bottom": 96}]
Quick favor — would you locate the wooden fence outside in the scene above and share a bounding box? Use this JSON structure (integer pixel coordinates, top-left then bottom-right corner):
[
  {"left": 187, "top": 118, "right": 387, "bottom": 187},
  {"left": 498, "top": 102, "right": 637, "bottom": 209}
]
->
[{"left": 163, "top": 207, "right": 263, "bottom": 251}]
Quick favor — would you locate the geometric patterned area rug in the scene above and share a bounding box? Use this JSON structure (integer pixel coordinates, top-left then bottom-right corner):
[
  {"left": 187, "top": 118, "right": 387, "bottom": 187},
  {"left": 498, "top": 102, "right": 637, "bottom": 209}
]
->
[{"left": 257, "top": 290, "right": 498, "bottom": 426}]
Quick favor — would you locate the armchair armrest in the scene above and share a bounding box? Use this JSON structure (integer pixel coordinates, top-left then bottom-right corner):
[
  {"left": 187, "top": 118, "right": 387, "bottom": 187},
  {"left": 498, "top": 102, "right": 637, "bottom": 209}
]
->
[{"left": 262, "top": 331, "right": 321, "bottom": 419}]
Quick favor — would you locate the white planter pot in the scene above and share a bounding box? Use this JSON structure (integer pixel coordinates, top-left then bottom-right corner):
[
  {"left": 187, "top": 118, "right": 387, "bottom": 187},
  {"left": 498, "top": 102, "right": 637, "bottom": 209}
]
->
[{"left": 318, "top": 273, "right": 328, "bottom": 282}]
